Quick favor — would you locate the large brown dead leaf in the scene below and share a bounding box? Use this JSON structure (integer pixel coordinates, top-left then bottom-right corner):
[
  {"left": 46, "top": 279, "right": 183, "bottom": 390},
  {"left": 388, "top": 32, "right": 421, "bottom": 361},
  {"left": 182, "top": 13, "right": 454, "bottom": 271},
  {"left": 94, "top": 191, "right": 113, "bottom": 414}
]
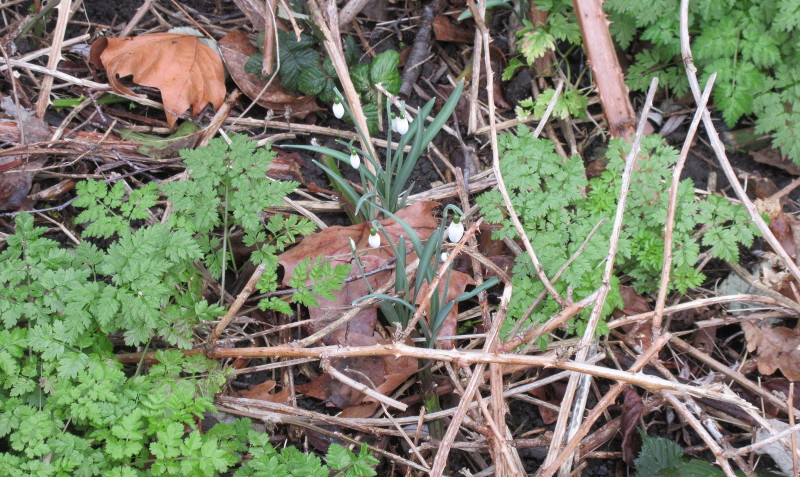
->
[
  {"left": 278, "top": 201, "right": 441, "bottom": 341},
  {"left": 742, "top": 321, "right": 800, "bottom": 381},
  {"left": 90, "top": 33, "right": 225, "bottom": 128},
  {"left": 218, "top": 31, "right": 322, "bottom": 119}
]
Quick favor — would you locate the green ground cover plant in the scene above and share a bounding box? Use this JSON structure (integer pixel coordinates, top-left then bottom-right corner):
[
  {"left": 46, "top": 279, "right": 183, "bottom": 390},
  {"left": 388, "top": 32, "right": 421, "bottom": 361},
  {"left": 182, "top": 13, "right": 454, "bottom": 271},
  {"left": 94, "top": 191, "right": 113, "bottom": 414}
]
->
[
  {"left": 477, "top": 126, "right": 758, "bottom": 340},
  {"left": 512, "top": 0, "right": 800, "bottom": 164},
  {"left": 246, "top": 30, "right": 401, "bottom": 133},
  {"left": 0, "top": 135, "right": 368, "bottom": 476}
]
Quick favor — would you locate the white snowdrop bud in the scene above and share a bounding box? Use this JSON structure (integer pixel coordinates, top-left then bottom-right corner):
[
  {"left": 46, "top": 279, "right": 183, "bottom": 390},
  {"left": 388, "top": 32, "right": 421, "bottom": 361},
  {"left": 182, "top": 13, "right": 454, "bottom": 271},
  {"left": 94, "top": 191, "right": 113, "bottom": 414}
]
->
[
  {"left": 440, "top": 252, "right": 448, "bottom": 262},
  {"left": 448, "top": 216, "right": 464, "bottom": 243},
  {"left": 368, "top": 229, "right": 380, "bottom": 249},
  {"left": 396, "top": 113, "right": 409, "bottom": 135},
  {"left": 349, "top": 150, "right": 360, "bottom": 169},
  {"left": 332, "top": 100, "right": 344, "bottom": 119},
  {"left": 390, "top": 113, "right": 399, "bottom": 133}
]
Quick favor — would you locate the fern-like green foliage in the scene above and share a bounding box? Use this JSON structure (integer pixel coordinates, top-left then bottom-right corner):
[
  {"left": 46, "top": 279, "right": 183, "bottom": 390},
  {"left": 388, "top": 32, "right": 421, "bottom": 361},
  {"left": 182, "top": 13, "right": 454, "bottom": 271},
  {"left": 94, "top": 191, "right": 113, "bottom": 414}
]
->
[
  {"left": 0, "top": 136, "right": 362, "bottom": 475},
  {"left": 477, "top": 127, "right": 757, "bottom": 340},
  {"left": 529, "top": 0, "right": 800, "bottom": 164},
  {"left": 159, "top": 134, "right": 332, "bottom": 313}
]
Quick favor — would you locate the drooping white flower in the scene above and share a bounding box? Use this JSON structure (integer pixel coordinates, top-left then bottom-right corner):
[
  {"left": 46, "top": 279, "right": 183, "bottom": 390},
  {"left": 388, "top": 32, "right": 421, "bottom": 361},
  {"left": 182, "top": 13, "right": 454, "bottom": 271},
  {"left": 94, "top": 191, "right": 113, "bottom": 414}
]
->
[
  {"left": 396, "top": 113, "right": 409, "bottom": 135},
  {"left": 448, "top": 216, "right": 464, "bottom": 243},
  {"left": 332, "top": 100, "right": 344, "bottom": 119},
  {"left": 390, "top": 113, "right": 399, "bottom": 133},
  {"left": 349, "top": 150, "right": 360, "bottom": 169},
  {"left": 440, "top": 252, "right": 449, "bottom": 262},
  {"left": 368, "top": 229, "right": 380, "bottom": 248}
]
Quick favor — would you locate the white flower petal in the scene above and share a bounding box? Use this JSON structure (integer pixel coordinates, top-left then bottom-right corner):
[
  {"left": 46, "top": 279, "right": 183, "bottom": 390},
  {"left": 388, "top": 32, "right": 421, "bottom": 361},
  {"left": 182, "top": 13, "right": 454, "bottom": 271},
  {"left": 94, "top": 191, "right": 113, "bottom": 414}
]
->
[
  {"left": 440, "top": 252, "right": 448, "bottom": 262},
  {"left": 332, "top": 101, "right": 344, "bottom": 119},
  {"left": 396, "top": 115, "right": 409, "bottom": 135},
  {"left": 368, "top": 231, "right": 381, "bottom": 249},
  {"left": 448, "top": 220, "right": 464, "bottom": 243},
  {"left": 349, "top": 153, "right": 360, "bottom": 169}
]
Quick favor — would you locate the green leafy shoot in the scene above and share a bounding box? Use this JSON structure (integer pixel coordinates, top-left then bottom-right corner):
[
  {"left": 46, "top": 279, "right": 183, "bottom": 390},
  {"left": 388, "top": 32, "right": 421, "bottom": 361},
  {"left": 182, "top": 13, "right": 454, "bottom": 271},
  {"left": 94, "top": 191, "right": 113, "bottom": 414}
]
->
[
  {"left": 289, "top": 80, "right": 464, "bottom": 222},
  {"left": 477, "top": 126, "right": 758, "bottom": 340}
]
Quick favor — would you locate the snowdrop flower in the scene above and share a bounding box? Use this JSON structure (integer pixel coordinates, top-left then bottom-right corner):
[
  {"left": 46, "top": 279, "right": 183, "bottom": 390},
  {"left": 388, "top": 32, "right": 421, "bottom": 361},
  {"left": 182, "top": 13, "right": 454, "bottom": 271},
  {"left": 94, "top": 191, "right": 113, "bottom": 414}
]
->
[
  {"left": 448, "top": 215, "right": 464, "bottom": 243},
  {"left": 395, "top": 112, "right": 409, "bottom": 135},
  {"left": 390, "top": 112, "right": 399, "bottom": 133},
  {"left": 332, "top": 99, "right": 344, "bottom": 119},
  {"left": 440, "top": 252, "right": 448, "bottom": 262},
  {"left": 368, "top": 228, "right": 380, "bottom": 249},
  {"left": 349, "top": 150, "right": 360, "bottom": 169}
]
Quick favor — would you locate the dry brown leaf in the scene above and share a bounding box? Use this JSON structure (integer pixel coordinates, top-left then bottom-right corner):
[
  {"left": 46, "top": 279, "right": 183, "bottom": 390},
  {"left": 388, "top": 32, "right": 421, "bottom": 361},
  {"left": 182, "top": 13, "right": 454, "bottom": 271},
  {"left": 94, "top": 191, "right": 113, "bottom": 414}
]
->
[
  {"left": 90, "top": 33, "right": 225, "bottom": 128},
  {"left": 236, "top": 380, "right": 292, "bottom": 404},
  {"left": 750, "top": 148, "right": 800, "bottom": 176},
  {"left": 0, "top": 97, "right": 50, "bottom": 210},
  {"left": 278, "top": 201, "right": 441, "bottom": 341},
  {"left": 218, "top": 31, "right": 322, "bottom": 119},
  {"left": 742, "top": 321, "right": 800, "bottom": 381},
  {"left": 296, "top": 331, "right": 418, "bottom": 409},
  {"left": 432, "top": 15, "right": 474, "bottom": 43},
  {"left": 620, "top": 387, "right": 644, "bottom": 465}
]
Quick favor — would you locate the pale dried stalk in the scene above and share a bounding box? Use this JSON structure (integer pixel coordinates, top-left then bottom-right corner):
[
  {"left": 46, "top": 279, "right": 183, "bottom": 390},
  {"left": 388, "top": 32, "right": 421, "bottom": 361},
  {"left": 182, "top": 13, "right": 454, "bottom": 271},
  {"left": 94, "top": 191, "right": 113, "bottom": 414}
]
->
[
  {"left": 119, "top": 0, "right": 156, "bottom": 36},
  {"left": 321, "top": 358, "right": 407, "bottom": 411},
  {"left": 219, "top": 399, "right": 430, "bottom": 472},
  {"left": 536, "top": 333, "right": 671, "bottom": 477},
  {"left": 308, "top": 0, "right": 378, "bottom": 173},
  {"left": 734, "top": 421, "right": 800, "bottom": 455},
  {"left": 430, "top": 284, "right": 513, "bottom": 477},
  {"left": 211, "top": 263, "right": 266, "bottom": 343},
  {"left": 680, "top": 0, "right": 800, "bottom": 286},
  {"left": 545, "top": 78, "right": 660, "bottom": 475},
  {"left": 669, "top": 336, "right": 800, "bottom": 420},
  {"left": 652, "top": 74, "right": 716, "bottom": 332},
  {"left": 607, "top": 294, "right": 792, "bottom": 330},
  {"left": 467, "top": 0, "right": 565, "bottom": 307},
  {"left": 35, "top": 0, "right": 73, "bottom": 117},
  {"left": 466, "top": 0, "right": 484, "bottom": 134},
  {"left": 208, "top": 342, "right": 757, "bottom": 405},
  {"left": 662, "top": 391, "right": 738, "bottom": 477},
  {"left": 0, "top": 34, "right": 89, "bottom": 73}
]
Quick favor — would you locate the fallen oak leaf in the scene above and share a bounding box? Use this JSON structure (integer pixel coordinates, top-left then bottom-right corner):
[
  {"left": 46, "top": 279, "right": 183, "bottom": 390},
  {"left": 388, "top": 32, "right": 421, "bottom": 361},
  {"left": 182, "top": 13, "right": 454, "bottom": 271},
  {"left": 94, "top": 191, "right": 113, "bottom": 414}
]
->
[{"left": 90, "top": 33, "right": 225, "bottom": 128}]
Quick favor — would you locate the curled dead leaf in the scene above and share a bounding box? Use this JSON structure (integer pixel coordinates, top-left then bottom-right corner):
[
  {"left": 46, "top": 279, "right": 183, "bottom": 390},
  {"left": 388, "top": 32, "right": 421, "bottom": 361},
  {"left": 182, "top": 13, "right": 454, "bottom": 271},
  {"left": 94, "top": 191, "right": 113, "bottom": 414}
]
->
[
  {"left": 218, "top": 31, "right": 322, "bottom": 119},
  {"left": 90, "top": 33, "right": 225, "bottom": 128},
  {"left": 278, "top": 201, "right": 441, "bottom": 340}
]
